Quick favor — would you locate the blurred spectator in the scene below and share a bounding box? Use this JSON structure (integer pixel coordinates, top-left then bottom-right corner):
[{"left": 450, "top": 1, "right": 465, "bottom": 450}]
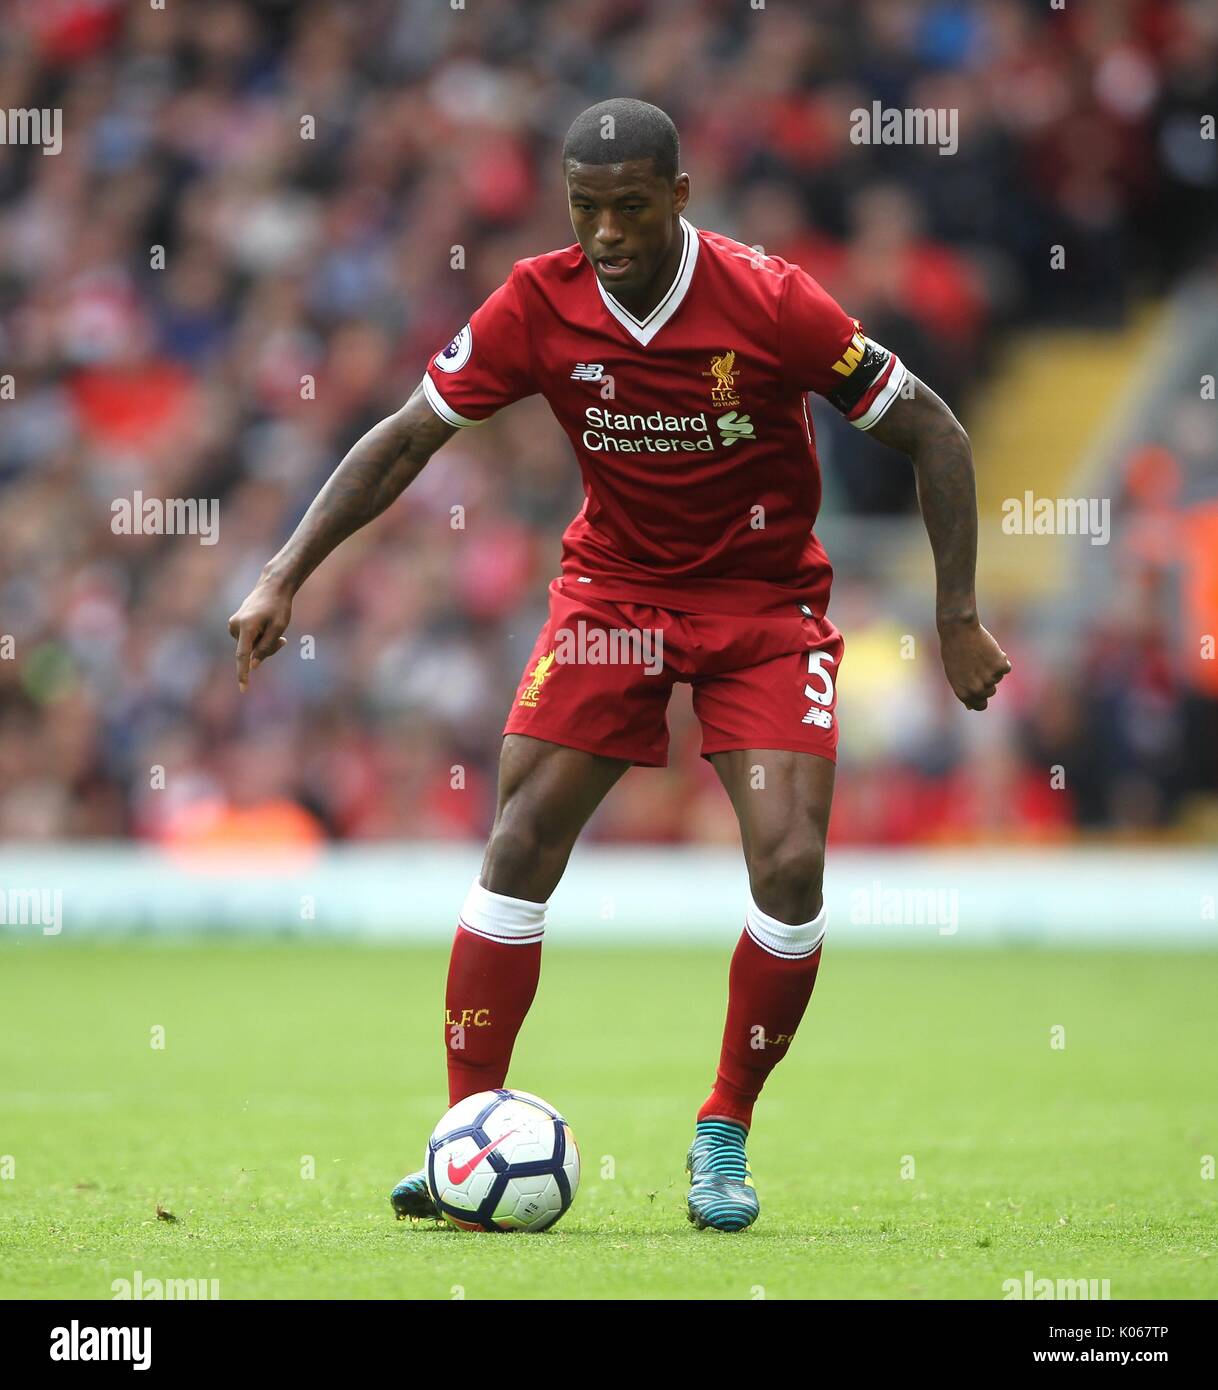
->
[{"left": 1, "top": 0, "right": 1215, "bottom": 845}]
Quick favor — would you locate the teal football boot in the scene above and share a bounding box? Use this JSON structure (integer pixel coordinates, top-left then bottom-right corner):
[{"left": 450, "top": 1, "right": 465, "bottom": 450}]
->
[
  {"left": 685, "top": 1118, "right": 760, "bottom": 1232},
  {"left": 390, "top": 1167, "right": 441, "bottom": 1223}
]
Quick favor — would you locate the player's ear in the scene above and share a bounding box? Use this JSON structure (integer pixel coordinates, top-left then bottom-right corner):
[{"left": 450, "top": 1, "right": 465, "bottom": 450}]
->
[{"left": 673, "top": 173, "right": 690, "bottom": 215}]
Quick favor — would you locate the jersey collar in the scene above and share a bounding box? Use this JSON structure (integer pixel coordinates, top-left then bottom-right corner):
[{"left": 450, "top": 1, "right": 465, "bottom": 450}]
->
[{"left": 594, "top": 215, "right": 699, "bottom": 347}]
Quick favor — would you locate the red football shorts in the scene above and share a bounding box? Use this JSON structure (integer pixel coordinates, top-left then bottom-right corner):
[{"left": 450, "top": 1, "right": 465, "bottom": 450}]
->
[{"left": 503, "top": 577, "right": 845, "bottom": 766}]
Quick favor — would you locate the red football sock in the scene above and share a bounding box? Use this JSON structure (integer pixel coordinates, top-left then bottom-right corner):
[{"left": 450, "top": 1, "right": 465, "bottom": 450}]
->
[
  {"left": 444, "top": 881, "right": 546, "bottom": 1106},
  {"left": 698, "top": 900, "right": 827, "bottom": 1130}
]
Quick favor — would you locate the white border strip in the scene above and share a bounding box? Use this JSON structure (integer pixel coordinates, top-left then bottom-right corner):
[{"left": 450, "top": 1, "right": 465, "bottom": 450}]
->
[
  {"left": 852, "top": 354, "right": 907, "bottom": 431},
  {"left": 3, "top": 845, "right": 1212, "bottom": 945},
  {"left": 422, "top": 372, "right": 486, "bottom": 428},
  {"left": 595, "top": 216, "right": 700, "bottom": 347}
]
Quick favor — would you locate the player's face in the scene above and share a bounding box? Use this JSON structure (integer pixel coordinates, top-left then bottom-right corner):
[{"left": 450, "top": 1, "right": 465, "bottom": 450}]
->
[{"left": 565, "top": 159, "right": 689, "bottom": 298}]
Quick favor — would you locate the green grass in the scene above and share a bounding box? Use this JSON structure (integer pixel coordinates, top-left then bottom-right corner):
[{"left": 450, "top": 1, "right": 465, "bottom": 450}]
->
[{"left": 0, "top": 940, "right": 1215, "bottom": 1299}]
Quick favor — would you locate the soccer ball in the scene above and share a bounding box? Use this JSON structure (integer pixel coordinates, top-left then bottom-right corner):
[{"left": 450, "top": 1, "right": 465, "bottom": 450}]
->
[{"left": 426, "top": 1088, "right": 579, "bottom": 1232}]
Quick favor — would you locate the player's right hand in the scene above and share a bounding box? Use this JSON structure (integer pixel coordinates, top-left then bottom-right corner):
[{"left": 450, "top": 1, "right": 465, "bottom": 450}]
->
[{"left": 228, "top": 576, "right": 293, "bottom": 692}]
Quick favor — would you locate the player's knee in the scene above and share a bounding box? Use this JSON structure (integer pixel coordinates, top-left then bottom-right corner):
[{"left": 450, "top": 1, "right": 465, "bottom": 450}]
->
[
  {"left": 481, "top": 810, "right": 574, "bottom": 901},
  {"left": 749, "top": 834, "right": 825, "bottom": 924}
]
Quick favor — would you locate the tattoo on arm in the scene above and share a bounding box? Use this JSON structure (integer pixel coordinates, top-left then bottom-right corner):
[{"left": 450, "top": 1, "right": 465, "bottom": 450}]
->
[
  {"left": 866, "top": 377, "right": 978, "bottom": 626},
  {"left": 264, "top": 382, "right": 457, "bottom": 591}
]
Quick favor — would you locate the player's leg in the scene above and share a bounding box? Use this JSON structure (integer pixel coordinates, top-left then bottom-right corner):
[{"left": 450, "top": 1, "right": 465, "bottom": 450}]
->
[
  {"left": 445, "top": 733, "right": 630, "bottom": 1103},
  {"left": 392, "top": 735, "right": 628, "bottom": 1221},
  {"left": 685, "top": 748, "right": 834, "bottom": 1231},
  {"left": 684, "top": 604, "right": 843, "bottom": 1231},
  {"left": 703, "top": 747, "right": 833, "bottom": 1116},
  {"left": 395, "top": 579, "right": 673, "bottom": 1222},
  {"left": 449, "top": 585, "right": 672, "bottom": 1102}
]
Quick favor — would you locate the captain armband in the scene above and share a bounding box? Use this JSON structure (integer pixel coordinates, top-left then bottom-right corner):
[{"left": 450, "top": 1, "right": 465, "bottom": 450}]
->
[{"left": 825, "top": 334, "right": 908, "bottom": 431}]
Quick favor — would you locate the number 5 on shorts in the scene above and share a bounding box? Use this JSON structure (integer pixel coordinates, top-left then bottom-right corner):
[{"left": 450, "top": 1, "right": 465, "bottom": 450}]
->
[{"left": 804, "top": 650, "right": 836, "bottom": 706}]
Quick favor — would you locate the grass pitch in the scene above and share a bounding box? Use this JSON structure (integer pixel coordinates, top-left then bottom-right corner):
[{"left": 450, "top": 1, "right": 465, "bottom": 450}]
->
[{"left": 1, "top": 939, "right": 1215, "bottom": 1300}]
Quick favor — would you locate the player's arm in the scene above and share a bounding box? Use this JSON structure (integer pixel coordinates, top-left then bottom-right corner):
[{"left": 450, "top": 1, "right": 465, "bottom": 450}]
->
[
  {"left": 227, "top": 383, "right": 454, "bottom": 691},
  {"left": 865, "top": 378, "right": 1011, "bottom": 710},
  {"left": 780, "top": 264, "right": 1011, "bottom": 712}
]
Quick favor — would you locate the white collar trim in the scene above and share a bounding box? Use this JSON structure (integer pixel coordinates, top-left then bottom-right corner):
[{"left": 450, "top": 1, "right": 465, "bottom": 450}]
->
[{"left": 595, "top": 215, "right": 699, "bottom": 347}]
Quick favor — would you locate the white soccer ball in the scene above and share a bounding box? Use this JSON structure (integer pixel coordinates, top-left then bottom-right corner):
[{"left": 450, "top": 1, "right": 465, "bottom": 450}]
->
[{"left": 426, "top": 1088, "right": 580, "bottom": 1232}]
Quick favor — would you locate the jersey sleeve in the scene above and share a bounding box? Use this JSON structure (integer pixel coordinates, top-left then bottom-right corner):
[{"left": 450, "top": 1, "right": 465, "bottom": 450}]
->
[
  {"left": 422, "top": 265, "right": 537, "bottom": 427},
  {"left": 779, "top": 265, "right": 908, "bottom": 431}
]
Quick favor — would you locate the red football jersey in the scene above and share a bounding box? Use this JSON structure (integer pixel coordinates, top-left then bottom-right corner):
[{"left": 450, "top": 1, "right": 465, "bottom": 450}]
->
[{"left": 423, "top": 217, "right": 906, "bottom": 616}]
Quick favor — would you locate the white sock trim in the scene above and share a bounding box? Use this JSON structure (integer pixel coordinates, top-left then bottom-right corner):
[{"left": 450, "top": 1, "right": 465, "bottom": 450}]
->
[
  {"left": 459, "top": 880, "right": 547, "bottom": 945},
  {"left": 745, "top": 898, "right": 826, "bottom": 960}
]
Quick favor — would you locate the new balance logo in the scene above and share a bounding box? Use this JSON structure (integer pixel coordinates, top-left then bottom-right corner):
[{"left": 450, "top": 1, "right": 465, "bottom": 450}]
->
[
  {"left": 570, "top": 362, "right": 605, "bottom": 381},
  {"left": 803, "top": 651, "right": 836, "bottom": 726}
]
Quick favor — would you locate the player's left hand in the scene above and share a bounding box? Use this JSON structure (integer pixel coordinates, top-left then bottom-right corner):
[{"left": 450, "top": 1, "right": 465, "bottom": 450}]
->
[{"left": 938, "top": 620, "right": 1011, "bottom": 711}]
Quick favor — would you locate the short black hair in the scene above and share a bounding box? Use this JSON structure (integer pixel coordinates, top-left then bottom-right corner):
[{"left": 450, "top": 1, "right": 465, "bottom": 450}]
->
[{"left": 561, "top": 99, "right": 680, "bottom": 184}]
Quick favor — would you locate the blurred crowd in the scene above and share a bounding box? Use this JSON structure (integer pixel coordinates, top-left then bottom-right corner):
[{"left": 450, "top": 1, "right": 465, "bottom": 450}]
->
[{"left": 1, "top": 0, "right": 1216, "bottom": 846}]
